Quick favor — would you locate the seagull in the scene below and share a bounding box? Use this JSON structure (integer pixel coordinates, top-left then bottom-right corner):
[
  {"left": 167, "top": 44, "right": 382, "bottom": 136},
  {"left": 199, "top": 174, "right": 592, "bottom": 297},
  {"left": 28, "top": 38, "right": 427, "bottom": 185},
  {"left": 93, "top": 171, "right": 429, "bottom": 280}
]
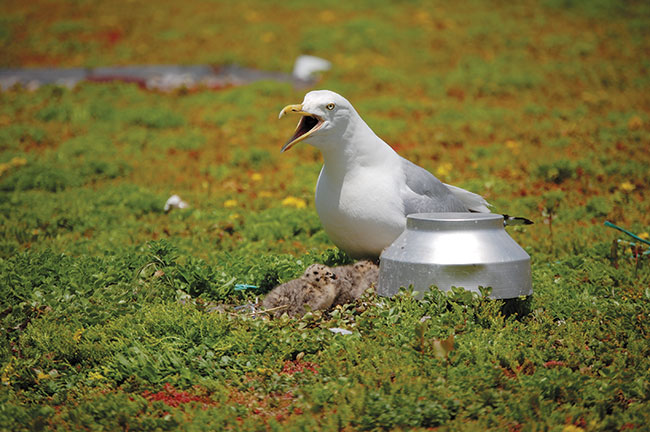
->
[{"left": 279, "top": 90, "right": 531, "bottom": 259}]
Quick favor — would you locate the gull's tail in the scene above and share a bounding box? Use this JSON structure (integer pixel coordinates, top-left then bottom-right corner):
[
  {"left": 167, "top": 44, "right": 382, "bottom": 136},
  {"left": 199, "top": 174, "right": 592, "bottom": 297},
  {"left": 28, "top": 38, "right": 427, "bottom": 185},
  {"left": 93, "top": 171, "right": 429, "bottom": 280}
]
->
[
  {"left": 444, "top": 183, "right": 533, "bottom": 226},
  {"left": 502, "top": 214, "right": 534, "bottom": 226}
]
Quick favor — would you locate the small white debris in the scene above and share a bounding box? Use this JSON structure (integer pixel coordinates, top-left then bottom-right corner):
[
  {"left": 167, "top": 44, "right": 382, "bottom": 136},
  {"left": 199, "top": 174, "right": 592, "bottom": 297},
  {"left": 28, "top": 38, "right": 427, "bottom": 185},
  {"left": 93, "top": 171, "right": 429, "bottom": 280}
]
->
[
  {"left": 147, "top": 73, "right": 196, "bottom": 91},
  {"left": 328, "top": 327, "right": 353, "bottom": 335},
  {"left": 164, "top": 194, "right": 188, "bottom": 212},
  {"left": 292, "top": 55, "right": 332, "bottom": 81}
]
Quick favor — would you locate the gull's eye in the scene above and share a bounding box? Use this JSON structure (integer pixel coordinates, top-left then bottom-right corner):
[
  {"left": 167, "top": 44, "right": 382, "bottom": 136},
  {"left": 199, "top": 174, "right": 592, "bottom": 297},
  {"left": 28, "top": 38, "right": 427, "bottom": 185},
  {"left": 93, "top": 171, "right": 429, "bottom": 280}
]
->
[{"left": 326, "top": 103, "right": 335, "bottom": 110}]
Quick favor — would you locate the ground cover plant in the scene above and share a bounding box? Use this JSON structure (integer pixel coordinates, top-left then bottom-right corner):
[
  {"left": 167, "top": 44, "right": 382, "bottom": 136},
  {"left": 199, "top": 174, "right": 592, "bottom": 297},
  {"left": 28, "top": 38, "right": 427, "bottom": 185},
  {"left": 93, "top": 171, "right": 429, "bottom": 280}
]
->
[{"left": 1, "top": 0, "right": 649, "bottom": 430}]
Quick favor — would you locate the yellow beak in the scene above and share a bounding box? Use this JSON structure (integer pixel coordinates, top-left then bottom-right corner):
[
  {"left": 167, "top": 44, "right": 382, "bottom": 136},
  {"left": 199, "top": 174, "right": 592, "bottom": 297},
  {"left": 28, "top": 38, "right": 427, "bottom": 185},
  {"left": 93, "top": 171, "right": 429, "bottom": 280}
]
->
[
  {"left": 278, "top": 104, "right": 322, "bottom": 152},
  {"left": 278, "top": 104, "right": 307, "bottom": 119}
]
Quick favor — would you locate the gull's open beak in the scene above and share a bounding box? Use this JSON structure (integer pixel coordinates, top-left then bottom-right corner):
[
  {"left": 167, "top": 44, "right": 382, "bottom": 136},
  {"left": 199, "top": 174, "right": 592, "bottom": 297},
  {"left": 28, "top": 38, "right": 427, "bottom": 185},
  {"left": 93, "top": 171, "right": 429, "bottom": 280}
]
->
[{"left": 278, "top": 104, "right": 324, "bottom": 152}]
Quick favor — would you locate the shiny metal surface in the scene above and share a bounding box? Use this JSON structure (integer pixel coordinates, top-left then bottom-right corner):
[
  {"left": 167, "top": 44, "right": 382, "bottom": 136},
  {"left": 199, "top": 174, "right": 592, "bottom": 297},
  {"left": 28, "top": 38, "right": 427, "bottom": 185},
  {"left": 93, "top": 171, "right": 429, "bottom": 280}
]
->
[{"left": 378, "top": 213, "right": 532, "bottom": 299}]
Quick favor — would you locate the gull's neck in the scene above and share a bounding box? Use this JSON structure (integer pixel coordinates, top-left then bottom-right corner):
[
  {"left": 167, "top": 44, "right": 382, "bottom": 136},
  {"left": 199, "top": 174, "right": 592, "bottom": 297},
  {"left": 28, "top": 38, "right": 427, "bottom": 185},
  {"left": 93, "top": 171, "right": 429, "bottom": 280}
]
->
[{"left": 319, "top": 114, "right": 396, "bottom": 180}]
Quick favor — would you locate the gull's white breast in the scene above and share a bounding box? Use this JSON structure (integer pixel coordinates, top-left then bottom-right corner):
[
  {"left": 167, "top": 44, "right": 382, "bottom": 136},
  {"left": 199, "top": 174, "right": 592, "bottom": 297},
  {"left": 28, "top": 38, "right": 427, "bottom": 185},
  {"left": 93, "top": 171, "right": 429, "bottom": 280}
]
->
[{"left": 315, "top": 163, "right": 406, "bottom": 258}]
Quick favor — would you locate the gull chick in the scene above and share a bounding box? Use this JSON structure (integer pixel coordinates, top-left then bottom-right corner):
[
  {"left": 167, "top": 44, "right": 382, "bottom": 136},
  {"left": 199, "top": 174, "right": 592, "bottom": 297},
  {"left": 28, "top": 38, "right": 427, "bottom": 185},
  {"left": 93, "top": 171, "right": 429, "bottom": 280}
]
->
[
  {"left": 262, "top": 263, "right": 339, "bottom": 317},
  {"left": 330, "top": 260, "right": 379, "bottom": 306},
  {"left": 262, "top": 262, "right": 378, "bottom": 318},
  {"left": 279, "top": 90, "right": 530, "bottom": 259}
]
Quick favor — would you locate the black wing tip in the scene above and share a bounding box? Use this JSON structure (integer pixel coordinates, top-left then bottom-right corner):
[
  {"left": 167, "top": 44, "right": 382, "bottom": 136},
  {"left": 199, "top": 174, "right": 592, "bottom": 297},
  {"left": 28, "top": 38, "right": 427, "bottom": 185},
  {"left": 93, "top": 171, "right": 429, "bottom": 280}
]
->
[{"left": 502, "top": 214, "right": 534, "bottom": 226}]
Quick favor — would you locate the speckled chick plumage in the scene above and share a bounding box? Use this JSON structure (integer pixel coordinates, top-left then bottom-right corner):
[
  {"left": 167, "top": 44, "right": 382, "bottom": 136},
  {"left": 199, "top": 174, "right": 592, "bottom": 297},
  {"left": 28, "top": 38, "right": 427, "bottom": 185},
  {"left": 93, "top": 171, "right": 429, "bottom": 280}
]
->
[{"left": 262, "top": 261, "right": 379, "bottom": 317}]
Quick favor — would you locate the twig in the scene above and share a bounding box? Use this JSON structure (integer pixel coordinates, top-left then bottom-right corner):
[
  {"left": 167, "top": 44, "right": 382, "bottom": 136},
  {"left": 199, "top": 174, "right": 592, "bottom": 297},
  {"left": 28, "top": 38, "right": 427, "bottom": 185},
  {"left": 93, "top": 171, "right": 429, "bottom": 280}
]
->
[
  {"left": 610, "top": 239, "right": 618, "bottom": 268},
  {"left": 255, "top": 304, "right": 289, "bottom": 315}
]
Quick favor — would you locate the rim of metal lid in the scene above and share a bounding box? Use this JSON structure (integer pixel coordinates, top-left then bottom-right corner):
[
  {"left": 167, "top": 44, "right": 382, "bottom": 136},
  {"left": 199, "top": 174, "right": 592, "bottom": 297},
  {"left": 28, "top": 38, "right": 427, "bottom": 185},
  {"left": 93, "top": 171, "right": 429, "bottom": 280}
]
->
[{"left": 407, "top": 212, "right": 504, "bottom": 230}]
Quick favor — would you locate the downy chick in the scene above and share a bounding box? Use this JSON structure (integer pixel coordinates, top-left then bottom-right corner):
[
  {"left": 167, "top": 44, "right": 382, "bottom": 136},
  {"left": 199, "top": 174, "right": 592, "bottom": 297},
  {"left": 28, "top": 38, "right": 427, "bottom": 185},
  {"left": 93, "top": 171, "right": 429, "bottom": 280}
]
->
[
  {"left": 331, "top": 260, "right": 379, "bottom": 306},
  {"left": 262, "top": 264, "right": 339, "bottom": 317}
]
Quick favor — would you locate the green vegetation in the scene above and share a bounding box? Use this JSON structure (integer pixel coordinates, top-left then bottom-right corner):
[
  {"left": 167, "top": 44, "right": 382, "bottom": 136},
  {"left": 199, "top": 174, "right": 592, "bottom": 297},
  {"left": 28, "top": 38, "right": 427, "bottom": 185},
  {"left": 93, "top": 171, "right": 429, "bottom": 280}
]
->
[{"left": 1, "top": 0, "right": 649, "bottom": 430}]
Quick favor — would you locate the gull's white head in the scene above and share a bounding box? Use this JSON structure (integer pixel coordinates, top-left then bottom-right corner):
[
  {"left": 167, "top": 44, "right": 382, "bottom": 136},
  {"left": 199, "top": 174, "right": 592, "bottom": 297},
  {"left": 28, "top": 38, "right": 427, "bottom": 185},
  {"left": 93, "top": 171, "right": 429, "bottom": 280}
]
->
[{"left": 278, "top": 90, "right": 357, "bottom": 152}]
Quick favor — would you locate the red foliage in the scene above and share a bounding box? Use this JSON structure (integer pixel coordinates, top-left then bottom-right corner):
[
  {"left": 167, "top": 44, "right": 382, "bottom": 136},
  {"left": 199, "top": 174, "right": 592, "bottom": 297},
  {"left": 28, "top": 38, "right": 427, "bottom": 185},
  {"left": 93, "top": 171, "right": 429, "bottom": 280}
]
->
[
  {"left": 228, "top": 388, "right": 299, "bottom": 425},
  {"left": 280, "top": 359, "right": 319, "bottom": 375},
  {"left": 543, "top": 360, "right": 566, "bottom": 368},
  {"left": 141, "top": 383, "right": 213, "bottom": 408},
  {"left": 104, "top": 29, "right": 123, "bottom": 45},
  {"left": 501, "top": 360, "right": 536, "bottom": 379}
]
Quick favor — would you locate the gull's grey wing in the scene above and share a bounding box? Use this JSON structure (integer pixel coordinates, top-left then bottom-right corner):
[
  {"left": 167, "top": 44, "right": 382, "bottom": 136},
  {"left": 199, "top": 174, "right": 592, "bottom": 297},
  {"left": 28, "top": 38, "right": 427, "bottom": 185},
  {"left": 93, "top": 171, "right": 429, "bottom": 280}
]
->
[
  {"left": 401, "top": 158, "right": 468, "bottom": 214},
  {"left": 443, "top": 183, "right": 491, "bottom": 213}
]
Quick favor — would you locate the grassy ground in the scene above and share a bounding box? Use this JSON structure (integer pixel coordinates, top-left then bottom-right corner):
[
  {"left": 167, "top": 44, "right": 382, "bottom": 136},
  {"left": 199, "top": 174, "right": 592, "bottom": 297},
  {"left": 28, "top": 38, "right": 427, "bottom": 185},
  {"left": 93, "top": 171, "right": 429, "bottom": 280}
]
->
[{"left": 1, "top": 0, "right": 649, "bottom": 430}]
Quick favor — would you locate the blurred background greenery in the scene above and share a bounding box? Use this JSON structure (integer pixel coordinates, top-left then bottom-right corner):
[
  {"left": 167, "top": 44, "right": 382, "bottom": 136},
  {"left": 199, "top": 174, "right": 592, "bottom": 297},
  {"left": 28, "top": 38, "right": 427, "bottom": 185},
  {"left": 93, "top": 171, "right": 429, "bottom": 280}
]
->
[
  {"left": 1, "top": 0, "right": 649, "bottom": 261},
  {"left": 0, "top": 1, "right": 649, "bottom": 429}
]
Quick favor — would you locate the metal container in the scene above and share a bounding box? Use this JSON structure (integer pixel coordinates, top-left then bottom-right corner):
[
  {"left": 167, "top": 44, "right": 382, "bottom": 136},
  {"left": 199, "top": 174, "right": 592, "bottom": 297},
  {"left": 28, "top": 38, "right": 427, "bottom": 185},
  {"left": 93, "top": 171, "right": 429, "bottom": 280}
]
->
[{"left": 378, "top": 213, "right": 532, "bottom": 299}]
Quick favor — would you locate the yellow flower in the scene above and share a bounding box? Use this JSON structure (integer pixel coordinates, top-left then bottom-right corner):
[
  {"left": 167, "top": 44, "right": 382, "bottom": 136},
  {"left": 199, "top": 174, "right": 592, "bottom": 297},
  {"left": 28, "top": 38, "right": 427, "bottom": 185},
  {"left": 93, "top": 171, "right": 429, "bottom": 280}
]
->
[
  {"left": 639, "top": 232, "right": 649, "bottom": 240},
  {"left": 319, "top": 10, "right": 336, "bottom": 23},
  {"left": 282, "top": 196, "right": 307, "bottom": 209},
  {"left": 10, "top": 157, "right": 27, "bottom": 167},
  {"left": 88, "top": 371, "right": 105, "bottom": 381},
  {"left": 505, "top": 140, "right": 521, "bottom": 154},
  {"left": 73, "top": 328, "right": 84, "bottom": 342},
  {"left": 562, "top": 426, "right": 584, "bottom": 432},
  {"left": 224, "top": 199, "right": 238, "bottom": 208},
  {"left": 0, "top": 157, "right": 27, "bottom": 177},
  {"left": 628, "top": 115, "right": 643, "bottom": 130},
  {"left": 2, "top": 362, "right": 14, "bottom": 386},
  {"left": 414, "top": 10, "right": 432, "bottom": 25},
  {"left": 619, "top": 181, "right": 635, "bottom": 192},
  {"left": 435, "top": 162, "right": 453, "bottom": 178},
  {"left": 251, "top": 173, "right": 263, "bottom": 182},
  {"left": 228, "top": 213, "right": 241, "bottom": 221}
]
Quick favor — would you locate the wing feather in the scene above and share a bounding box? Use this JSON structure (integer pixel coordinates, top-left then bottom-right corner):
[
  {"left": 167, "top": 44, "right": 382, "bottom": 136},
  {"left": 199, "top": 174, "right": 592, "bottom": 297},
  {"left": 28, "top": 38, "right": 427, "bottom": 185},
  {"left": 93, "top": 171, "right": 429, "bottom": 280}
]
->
[
  {"left": 401, "top": 158, "right": 468, "bottom": 214},
  {"left": 443, "top": 183, "right": 491, "bottom": 213}
]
